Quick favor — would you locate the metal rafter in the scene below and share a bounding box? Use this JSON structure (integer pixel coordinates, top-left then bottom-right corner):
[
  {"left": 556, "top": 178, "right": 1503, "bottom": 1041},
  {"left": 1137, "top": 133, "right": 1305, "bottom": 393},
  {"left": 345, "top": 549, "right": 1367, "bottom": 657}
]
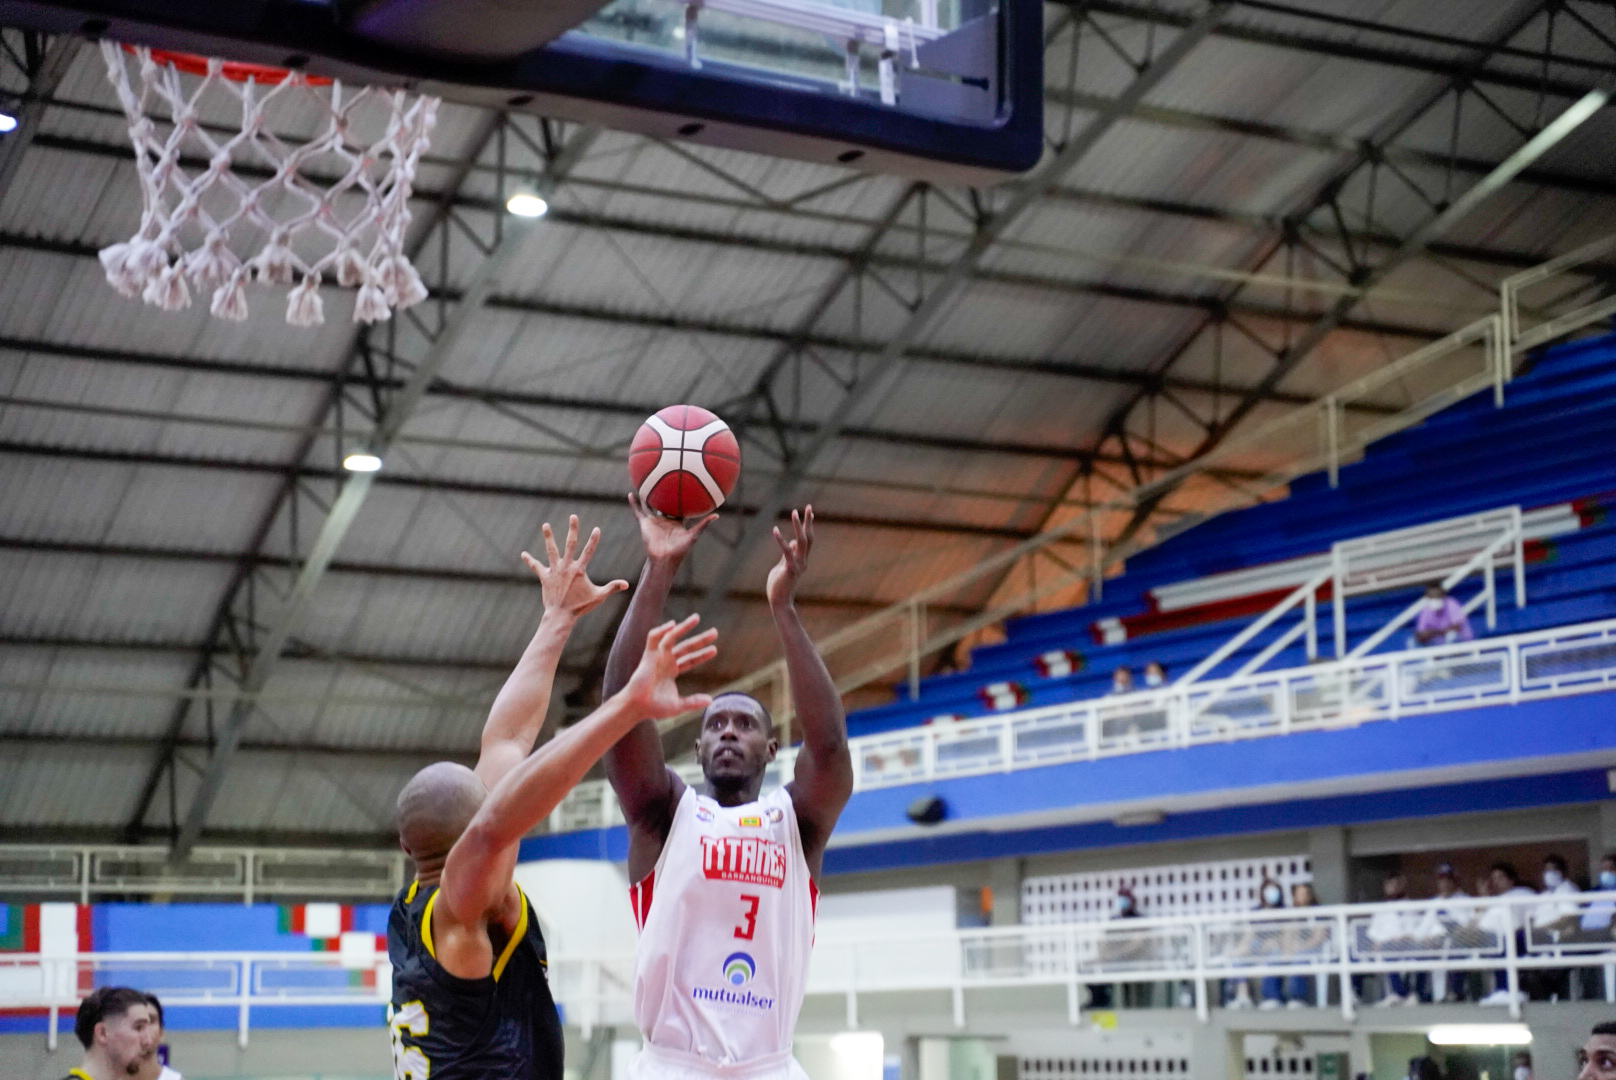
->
[
  {"left": 693, "top": 1, "right": 1236, "bottom": 620},
  {"left": 159, "top": 124, "right": 604, "bottom": 856},
  {"left": 1071, "top": 0, "right": 1613, "bottom": 99},
  {"left": 0, "top": 29, "right": 79, "bottom": 207},
  {"left": 1035, "top": 0, "right": 1612, "bottom": 573}
]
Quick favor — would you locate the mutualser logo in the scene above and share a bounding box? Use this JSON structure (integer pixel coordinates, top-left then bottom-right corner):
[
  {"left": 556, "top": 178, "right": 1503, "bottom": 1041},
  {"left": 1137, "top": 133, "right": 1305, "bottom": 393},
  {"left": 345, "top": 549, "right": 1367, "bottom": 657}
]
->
[{"left": 692, "top": 951, "right": 774, "bottom": 1011}]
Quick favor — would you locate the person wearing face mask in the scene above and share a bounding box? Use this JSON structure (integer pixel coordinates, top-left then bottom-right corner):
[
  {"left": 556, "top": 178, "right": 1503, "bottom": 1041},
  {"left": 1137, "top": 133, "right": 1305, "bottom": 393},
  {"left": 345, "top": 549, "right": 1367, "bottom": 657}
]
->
[
  {"left": 1223, "top": 878, "right": 1285, "bottom": 1009},
  {"left": 1142, "top": 662, "right": 1166, "bottom": 689},
  {"left": 1257, "top": 880, "right": 1318, "bottom": 1010},
  {"left": 1578, "top": 855, "right": 1616, "bottom": 937},
  {"left": 1409, "top": 583, "right": 1474, "bottom": 648},
  {"left": 1528, "top": 854, "right": 1581, "bottom": 1001},
  {"left": 59, "top": 987, "right": 160, "bottom": 1080},
  {"left": 1366, "top": 872, "right": 1424, "bottom": 1005},
  {"left": 1110, "top": 666, "right": 1134, "bottom": 696}
]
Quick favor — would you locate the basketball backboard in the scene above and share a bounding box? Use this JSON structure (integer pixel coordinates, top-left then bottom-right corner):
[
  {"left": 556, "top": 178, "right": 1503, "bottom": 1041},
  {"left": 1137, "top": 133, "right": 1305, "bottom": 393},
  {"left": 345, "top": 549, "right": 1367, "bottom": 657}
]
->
[{"left": 0, "top": 0, "right": 1042, "bottom": 182}]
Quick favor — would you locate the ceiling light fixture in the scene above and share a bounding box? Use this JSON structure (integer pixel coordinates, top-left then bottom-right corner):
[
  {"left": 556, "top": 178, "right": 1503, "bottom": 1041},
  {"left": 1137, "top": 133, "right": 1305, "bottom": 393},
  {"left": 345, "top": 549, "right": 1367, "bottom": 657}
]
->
[
  {"left": 343, "top": 451, "right": 383, "bottom": 473},
  {"left": 0, "top": 112, "right": 19, "bottom": 134},
  {"left": 506, "top": 192, "right": 549, "bottom": 218},
  {"left": 1427, "top": 1024, "right": 1532, "bottom": 1046}
]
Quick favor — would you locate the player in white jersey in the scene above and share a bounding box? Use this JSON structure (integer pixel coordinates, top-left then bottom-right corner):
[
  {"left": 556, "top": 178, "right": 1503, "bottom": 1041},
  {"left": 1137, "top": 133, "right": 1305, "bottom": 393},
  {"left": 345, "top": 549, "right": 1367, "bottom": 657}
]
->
[{"left": 602, "top": 498, "right": 853, "bottom": 1080}]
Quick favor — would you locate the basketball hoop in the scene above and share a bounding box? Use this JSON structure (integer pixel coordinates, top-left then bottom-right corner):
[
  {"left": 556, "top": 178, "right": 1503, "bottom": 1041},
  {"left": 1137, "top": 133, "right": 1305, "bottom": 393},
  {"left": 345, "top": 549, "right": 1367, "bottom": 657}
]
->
[{"left": 97, "top": 42, "right": 440, "bottom": 327}]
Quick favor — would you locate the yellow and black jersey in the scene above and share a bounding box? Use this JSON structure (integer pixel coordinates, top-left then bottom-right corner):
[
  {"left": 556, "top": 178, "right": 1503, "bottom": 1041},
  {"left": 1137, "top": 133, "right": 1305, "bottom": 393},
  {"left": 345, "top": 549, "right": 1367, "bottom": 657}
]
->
[{"left": 387, "top": 879, "right": 563, "bottom": 1080}]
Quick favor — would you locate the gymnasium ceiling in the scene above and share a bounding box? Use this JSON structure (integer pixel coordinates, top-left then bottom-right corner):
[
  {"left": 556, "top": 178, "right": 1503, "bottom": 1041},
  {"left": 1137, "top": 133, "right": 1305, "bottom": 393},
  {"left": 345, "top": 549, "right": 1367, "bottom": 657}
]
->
[{"left": 2, "top": 0, "right": 1616, "bottom": 847}]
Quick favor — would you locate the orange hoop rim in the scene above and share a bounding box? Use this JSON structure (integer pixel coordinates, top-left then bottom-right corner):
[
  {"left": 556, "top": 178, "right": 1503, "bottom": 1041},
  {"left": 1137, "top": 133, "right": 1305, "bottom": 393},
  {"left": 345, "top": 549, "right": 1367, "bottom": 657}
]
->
[{"left": 128, "top": 45, "right": 334, "bottom": 86}]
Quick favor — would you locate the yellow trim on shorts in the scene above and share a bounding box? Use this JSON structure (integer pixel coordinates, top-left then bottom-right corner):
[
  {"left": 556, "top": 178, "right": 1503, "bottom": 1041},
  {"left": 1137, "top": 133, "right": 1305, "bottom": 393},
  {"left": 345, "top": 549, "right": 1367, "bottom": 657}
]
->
[
  {"left": 492, "top": 884, "right": 529, "bottom": 983},
  {"left": 421, "top": 888, "right": 440, "bottom": 960}
]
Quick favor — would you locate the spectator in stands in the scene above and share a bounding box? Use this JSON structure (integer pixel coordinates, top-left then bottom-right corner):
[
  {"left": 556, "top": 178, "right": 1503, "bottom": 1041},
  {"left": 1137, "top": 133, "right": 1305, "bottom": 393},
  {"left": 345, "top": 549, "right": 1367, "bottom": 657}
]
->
[
  {"left": 1509, "top": 1050, "right": 1533, "bottom": 1080},
  {"left": 1092, "top": 888, "right": 1148, "bottom": 1009},
  {"left": 1529, "top": 854, "right": 1581, "bottom": 1001},
  {"left": 1417, "top": 864, "right": 1476, "bottom": 1003},
  {"left": 1409, "top": 583, "right": 1474, "bottom": 647},
  {"left": 1143, "top": 661, "right": 1167, "bottom": 689},
  {"left": 1578, "top": 1021, "right": 1616, "bottom": 1080},
  {"left": 1367, "top": 871, "right": 1424, "bottom": 1005},
  {"left": 1110, "top": 666, "right": 1134, "bottom": 695},
  {"left": 1580, "top": 854, "right": 1616, "bottom": 937},
  {"left": 1225, "top": 877, "right": 1286, "bottom": 1009},
  {"left": 1263, "top": 882, "right": 1326, "bottom": 1009},
  {"left": 1481, "top": 861, "right": 1537, "bottom": 1006},
  {"left": 136, "top": 993, "right": 181, "bottom": 1080},
  {"left": 62, "top": 987, "right": 160, "bottom": 1080}
]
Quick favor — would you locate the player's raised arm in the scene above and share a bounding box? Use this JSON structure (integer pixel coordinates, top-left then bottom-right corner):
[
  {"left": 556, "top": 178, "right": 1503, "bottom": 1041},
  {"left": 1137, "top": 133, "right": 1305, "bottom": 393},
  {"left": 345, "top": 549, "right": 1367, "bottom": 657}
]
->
[
  {"left": 475, "top": 515, "right": 628, "bottom": 790},
  {"left": 773, "top": 507, "right": 852, "bottom": 877},
  {"left": 440, "top": 615, "right": 719, "bottom": 935},
  {"left": 601, "top": 495, "right": 716, "bottom": 834}
]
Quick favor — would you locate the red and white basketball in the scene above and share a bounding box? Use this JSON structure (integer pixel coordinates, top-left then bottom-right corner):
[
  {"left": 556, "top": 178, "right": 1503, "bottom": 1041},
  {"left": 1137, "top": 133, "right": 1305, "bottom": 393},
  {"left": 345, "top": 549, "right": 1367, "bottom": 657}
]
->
[{"left": 629, "top": 405, "right": 741, "bottom": 518}]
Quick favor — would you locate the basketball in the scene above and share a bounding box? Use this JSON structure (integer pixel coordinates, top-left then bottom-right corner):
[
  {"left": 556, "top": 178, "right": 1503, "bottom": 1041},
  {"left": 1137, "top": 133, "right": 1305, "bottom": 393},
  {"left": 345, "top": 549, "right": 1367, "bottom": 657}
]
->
[{"left": 629, "top": 405, "right": 742, "bottom": 518}]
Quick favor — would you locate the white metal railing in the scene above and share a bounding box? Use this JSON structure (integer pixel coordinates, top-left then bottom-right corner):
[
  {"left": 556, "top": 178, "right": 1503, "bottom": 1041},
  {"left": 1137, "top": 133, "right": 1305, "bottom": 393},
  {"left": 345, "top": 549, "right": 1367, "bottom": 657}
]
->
[
  {"left": 0, "top": 845, "right": 408, "bottom": 903},
  {"left": 1176, "top": 506, "right": 1527, "bottom": 696},
  {"left": 0, "top": 950, "right": 392, "bottom": 1050},
  {"left": 655, "top": 233, "right": 1616, "bottom": 748},
  {"left": 1335, "top": 506, "right": 1525, "bottom": 658},
  {"left": 8, "top": 894, "right": 1611, "bottom": 1046},
  {"left": 550, "top": 615, "right": 1616, "bottom": 832}
]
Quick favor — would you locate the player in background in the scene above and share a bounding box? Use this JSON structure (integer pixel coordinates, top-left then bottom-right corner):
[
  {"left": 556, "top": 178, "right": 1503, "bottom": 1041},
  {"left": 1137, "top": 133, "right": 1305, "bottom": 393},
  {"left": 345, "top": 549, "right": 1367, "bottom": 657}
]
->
[
  {"left": 603, "top": 497, "right": 853, "bottom": 1080},
  {"left": 60, "top": 987, "right": 160, "bottom": 1080},
  {"left": 134, "top": 995, "right": 180, "bottom": 1080},
  {"left": 388, "top": 517, "right": 718, "bottom": 1080}
]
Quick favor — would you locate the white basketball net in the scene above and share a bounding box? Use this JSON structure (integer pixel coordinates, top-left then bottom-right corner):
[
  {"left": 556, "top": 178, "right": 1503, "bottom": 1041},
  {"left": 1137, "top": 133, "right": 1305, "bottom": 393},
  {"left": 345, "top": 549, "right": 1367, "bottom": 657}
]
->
[{"left": 98, "top": 42, "right": 441, "bottom": 326}]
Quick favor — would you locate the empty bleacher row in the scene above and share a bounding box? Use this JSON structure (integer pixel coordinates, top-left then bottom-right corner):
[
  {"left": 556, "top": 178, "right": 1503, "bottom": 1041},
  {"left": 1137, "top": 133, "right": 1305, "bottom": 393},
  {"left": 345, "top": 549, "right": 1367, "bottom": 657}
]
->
[{"left": 846, "top": 330, "right": 1616, "bottom": 740}]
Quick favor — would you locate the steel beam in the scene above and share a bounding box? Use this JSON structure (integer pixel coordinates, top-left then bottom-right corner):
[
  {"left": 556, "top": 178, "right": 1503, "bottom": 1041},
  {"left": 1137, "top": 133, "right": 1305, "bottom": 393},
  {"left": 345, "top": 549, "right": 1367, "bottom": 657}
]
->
[
  {"left": 1072, "top": 1, "right": 1609, "bottom": 558},
  {"left": 165, "top": 127, "right": 603, "bottom": 856},
  {"left": 1071, "top": 0, "right": 1607, "bottom": 99},
  {"left": 0, "top": 228, "right": 1447, "bottom": 347},
  {"left": 0, "top": 31, "right": 79, "bottom": 209},
  {"left": 696, "top": 2, "right": 1236, "bottom": 614}
]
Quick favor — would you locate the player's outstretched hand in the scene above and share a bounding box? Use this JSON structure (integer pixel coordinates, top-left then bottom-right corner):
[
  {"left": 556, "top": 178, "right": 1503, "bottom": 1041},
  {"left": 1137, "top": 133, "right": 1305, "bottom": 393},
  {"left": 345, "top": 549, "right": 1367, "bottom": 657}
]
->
[
  {"left": 622, "top": 613, "right": 718, "bottom": 720},
  {"left": 629, "top": 492, "right": 718, "bottom": 564},
  {"left": 766, "top": 505, "right": 814, "bottom": 608},
  {"left": 522, "top": 515, "right": 629, "bottom": 620}
]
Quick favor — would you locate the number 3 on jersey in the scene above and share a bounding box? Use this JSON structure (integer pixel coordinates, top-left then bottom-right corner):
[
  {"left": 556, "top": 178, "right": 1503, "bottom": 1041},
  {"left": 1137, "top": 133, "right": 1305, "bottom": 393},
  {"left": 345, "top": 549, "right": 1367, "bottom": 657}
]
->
[{"left": 733, "top": 894, "right": 760, "bottom": 940}]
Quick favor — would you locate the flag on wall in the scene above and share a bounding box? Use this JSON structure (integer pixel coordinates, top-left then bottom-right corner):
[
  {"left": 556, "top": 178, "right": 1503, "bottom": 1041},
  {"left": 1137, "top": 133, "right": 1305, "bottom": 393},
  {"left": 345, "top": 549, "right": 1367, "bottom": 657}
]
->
[
  {"left": 277, "top": 904, "right": 384, "bottom": 988},
  {"left": 0, "top": 904, "right": 93, "bottom": 1015}
]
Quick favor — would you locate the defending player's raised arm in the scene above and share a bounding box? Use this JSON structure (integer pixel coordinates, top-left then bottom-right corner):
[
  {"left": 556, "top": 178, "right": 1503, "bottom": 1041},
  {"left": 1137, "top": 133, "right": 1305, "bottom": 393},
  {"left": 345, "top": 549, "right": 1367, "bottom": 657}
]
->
[
  {"left": 601, "top": 494, "right": 716, "bottom": 826},
  {"left": 773, "top": 507, "right": 852, "bottom": 869},
  {"left": 442, "top": 616, "right": 718, "bottom": 932},
  {"left": 475, "top": 516, "right": 629, "bottom": 790}
]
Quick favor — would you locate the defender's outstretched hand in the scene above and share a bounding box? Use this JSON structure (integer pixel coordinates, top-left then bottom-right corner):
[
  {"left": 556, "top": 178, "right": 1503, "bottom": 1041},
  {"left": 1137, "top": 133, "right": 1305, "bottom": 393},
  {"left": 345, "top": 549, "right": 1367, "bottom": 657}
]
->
[
  {"left": 622, "top": 614, "right": 719, "bottom": 720},
  {"left": 629, "top": 492, "right": 718, "bottom": 564},
  {"left": 522, "top": 514, "right": 629, "bottom": 620},
  {"left": 766, "top": 506, "right": 815, "bottom": 607}
]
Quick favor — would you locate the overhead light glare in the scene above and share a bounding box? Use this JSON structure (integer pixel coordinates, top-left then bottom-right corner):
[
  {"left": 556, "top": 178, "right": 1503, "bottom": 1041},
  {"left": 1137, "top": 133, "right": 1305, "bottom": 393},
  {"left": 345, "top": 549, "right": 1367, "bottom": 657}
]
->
[
  {"left": 506, "top": 192, "right": 549, "bottom": 218},
  {"left": 0, "top": 112, "right": 18, "bottom": 134},
  {"left": 1428, "top": 1024, "right": 1532, "bottom": 1046},
  {"left": 343, "top": 452, "right": 383, "bottom": 473}
]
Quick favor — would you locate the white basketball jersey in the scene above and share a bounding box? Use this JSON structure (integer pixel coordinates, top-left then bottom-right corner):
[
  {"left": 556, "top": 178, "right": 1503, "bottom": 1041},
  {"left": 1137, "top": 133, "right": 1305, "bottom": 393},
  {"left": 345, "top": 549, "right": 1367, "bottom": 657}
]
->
[{"left": 629, "top": 784, "right": 817, "bottom": 1068}]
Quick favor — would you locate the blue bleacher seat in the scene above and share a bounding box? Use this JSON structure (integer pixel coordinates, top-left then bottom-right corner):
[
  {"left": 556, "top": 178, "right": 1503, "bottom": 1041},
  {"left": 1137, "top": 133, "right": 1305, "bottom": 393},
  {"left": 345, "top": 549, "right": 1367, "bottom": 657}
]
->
[{"left": 845, "top": 330, "right": 1616, "bottom": 740}]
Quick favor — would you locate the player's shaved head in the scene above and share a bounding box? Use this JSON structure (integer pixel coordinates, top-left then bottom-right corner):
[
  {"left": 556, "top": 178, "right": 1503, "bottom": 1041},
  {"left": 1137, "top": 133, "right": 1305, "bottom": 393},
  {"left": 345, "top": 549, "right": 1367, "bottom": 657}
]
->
[{"left": 396, "top": 762, "right": 486, "bottom": 866}]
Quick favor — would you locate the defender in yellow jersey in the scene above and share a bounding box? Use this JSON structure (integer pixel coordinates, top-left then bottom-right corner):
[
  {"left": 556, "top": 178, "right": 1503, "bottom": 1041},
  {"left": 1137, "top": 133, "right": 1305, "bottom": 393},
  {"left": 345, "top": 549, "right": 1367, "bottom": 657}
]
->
[{"left": 386, "top": 516, "right": 718, "bottom": 1080}]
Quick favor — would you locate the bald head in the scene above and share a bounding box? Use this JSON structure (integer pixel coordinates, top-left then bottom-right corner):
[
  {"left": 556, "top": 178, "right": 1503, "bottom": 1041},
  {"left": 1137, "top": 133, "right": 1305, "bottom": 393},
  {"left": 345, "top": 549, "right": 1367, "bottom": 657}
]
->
[{"left": 396, "top": 762, "right": 486, "bottom": 865}]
